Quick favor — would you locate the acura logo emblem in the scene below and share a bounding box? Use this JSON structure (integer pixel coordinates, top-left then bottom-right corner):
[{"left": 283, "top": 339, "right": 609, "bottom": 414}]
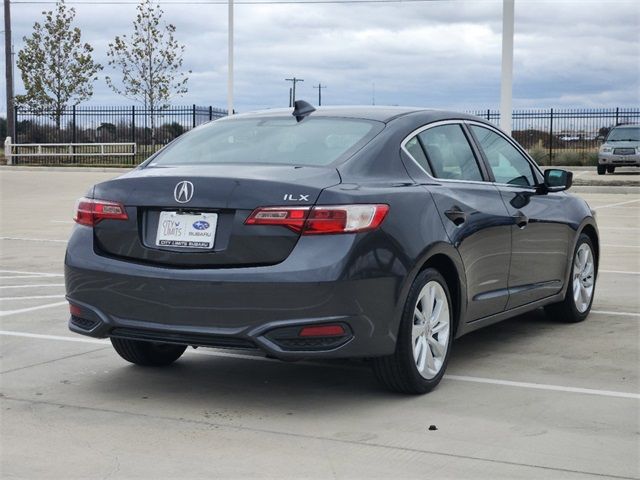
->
[{"left": 174, "top": 181, "right": 194, "bottom": 203}]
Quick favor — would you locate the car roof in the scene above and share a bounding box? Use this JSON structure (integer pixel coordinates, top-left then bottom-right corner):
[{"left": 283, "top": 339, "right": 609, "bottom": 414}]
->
[{"left": 228, "top": 106, "right": 481, "bottom": 124}]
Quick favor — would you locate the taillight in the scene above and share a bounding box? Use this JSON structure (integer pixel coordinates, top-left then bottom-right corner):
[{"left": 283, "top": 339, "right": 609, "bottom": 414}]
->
[
  {"left": 244, "top": 207, "right": 309, "bottom": 232},
  {"left": 245, "top": 204, "right": 388, "bottom": 235},
  {"left": 73, "top": 197, "right": 129, "bottom": 226}
]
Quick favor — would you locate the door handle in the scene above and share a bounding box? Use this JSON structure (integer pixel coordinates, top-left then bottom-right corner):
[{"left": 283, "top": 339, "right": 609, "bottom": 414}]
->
[
  {"left": 445, "top": 207, "right": 467, "bottom": 226},
  {"left": 513, "top": 211, "right": 529, "bottom": 229}
]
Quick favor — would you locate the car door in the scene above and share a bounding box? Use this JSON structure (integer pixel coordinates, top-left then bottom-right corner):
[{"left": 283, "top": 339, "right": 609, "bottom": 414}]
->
[
  {"left": 467, "top": 123, "right": 573, "bottom": 309},
  {"left": 402, "top": 122, "right": 513, "bottom": 322}
]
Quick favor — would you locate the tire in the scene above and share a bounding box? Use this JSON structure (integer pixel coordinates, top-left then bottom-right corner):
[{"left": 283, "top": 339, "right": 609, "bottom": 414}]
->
[
  {"left": 372, "top": 268, "right": 454, "bottom": 394},
  {"left": 597, "top": 165, "right": 606, "bottom": 175},
  {"left": 110, "top": 337, "right": 187, "bottom": 366},
  {"left": 544, "top": 233, "right": 596, "bottom": 323},
  {"left": 606, "top": 166, "right": 615, "bottom": 174}
]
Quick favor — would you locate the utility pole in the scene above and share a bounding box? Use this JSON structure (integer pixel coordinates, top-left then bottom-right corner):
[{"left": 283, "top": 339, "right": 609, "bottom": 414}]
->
[
  {"left": 227, "top": 0, "right": 234, "bottom": 115},
  {"left": 313, "top": 83, "right": 326, "bottom": 106},
  {"left": 288, "top": 88, "right": 292, "bottom": 108},
  {"left": 285, "top": 77, "right": 304, "bottom": 105},
  {"left": 4, "top": 0, "right": 15, "bottom": 139},
  {"left": 500, "top": 0, "right": 514, "bottom": 134}
]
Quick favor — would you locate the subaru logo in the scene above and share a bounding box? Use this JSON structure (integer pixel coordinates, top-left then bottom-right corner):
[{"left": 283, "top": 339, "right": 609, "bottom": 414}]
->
[
  {"left": 174, "top": 181, "right": 194, "bottom": 203},
  {"left": 192, "top": 220, "right": 210, "bottom": 230}
]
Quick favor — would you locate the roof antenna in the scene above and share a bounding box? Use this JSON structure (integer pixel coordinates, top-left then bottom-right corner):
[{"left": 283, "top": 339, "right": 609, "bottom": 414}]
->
[{"left": 292, "top": 100, "right": 316, "bottom": 122}]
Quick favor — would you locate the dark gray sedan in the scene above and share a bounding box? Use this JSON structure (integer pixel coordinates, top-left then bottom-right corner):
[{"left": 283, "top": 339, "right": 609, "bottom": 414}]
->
[{"left": 65, "top": 103, "right": 599, "bottom": 394}]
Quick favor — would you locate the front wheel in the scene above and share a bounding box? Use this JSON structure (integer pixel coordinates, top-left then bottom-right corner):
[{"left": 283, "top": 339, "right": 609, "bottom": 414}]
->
[
  {"left": 372, "top": 268, "right": 454, "bottom": 394},
  {"left": 597, "top": 165, "right": 606, "bottom": 175},
  {"left": 606, "top": 166, "right": 616, "bottom": 174},
  {"left": 111, "top": 338, "right": 187, "bottom": 366},
  {"left": 544, "top": 233, "right": 596, "bottom": 323}
]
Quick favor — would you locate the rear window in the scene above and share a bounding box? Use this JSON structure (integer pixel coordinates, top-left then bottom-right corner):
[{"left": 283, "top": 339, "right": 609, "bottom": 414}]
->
[{"left": 147, "top": 117, "right": 382, "bottom": 167}]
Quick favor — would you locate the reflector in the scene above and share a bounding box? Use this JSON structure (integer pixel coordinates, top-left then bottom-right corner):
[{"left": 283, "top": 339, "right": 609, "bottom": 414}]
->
[{"left": 299, "top": 324, "right": 346, "bottom": 337}]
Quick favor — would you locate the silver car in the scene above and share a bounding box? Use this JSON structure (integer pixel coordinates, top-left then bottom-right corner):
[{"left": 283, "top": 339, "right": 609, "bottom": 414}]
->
[{"left": 597, "top": 125, "right": 640, "bottom": 174}]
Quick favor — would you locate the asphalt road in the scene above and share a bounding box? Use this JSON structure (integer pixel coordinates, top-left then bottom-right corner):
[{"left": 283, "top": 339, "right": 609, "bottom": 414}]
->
[{"left": 1, "top": 169, "right": 639, "bottom": 479}]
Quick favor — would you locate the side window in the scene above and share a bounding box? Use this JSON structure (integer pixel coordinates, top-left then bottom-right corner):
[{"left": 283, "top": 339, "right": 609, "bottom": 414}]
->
[
  {"left": 418, "top": 124, "right": 483, "bottom": 181},
  {"left": 404, "top": 136, "right": 431, "bottom": 173},
  {"left": 470, "top": 125, "right": 536, "bottom": 187}
]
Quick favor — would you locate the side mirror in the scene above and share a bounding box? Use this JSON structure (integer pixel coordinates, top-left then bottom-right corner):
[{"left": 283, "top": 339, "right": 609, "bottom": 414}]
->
[{"left": 543, "top": 169, "right": 573, "bottom": 192}]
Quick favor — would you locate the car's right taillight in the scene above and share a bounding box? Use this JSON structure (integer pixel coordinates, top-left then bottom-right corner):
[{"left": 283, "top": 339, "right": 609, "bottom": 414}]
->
[
  {"left": 245, "top": 204, "right": 389, "bottom": 235},
  {"left": 73, "top": 197, "right": 128, "bottom": 227}
]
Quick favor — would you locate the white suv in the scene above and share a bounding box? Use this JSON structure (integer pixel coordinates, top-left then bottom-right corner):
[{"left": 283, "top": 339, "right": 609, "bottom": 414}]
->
[{"left": 597, "top": 125, "right": 640, "bottom": 175}]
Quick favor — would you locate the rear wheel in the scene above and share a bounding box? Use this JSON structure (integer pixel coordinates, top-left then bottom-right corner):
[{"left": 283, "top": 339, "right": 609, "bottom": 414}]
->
[
  {"left": 544, "top": 234, "right": 596, "bottom": 323},
  {"left": 597, "top": 165, "right": 606, "bottom": 175},
  {"left": 372, "top": 268, "right": 453, "bottom": 394},
  {"left": 606, "top": 166, "right": 616, "bottom": 174},
  {"left": 110, "top": 338, "right": 187, "bottom": 366}
]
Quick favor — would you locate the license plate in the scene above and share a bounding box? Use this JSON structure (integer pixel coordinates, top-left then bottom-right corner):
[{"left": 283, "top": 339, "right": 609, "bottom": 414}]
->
[{"left": 155, "top": 211, "right": 217, "bottom": 249}]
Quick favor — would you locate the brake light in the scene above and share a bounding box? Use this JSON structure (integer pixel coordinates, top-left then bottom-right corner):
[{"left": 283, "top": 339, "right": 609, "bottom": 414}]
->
[
  {"left": 245, "top": 204, "right": 388, "bottom": 235},
  {"left": 244, "top": 207, "right": 310, "bottom": 232},
  {"left": 73, "top": 197, "right": 129, "bottom": 226}
]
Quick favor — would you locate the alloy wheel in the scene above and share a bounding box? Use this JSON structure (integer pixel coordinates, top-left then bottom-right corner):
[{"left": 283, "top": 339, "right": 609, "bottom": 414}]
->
[
  {"left": 572, "top": 243, "right": 595, "bottom": 313},
  {"left": 412, "top": 281, "right": 450, "bottom": 379}
]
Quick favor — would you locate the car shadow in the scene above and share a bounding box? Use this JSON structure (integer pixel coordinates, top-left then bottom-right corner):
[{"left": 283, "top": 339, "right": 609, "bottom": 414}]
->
[{"left": 73, "top": 308, "right": 573, "bottom": 412}]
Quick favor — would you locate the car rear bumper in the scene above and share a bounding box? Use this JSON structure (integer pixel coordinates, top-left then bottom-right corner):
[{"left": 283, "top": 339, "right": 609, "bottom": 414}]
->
[{"left": 65, "top": 226, "right": 402, "bottom": 360}]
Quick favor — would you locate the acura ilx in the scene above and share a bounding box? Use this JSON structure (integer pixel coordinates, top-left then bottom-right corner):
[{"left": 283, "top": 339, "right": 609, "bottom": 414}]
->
[{"left": 65, "top": 102, "right": 599, "bottom": 394}]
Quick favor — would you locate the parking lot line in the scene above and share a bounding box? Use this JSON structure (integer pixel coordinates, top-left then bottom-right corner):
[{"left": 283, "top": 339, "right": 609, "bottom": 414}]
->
[
  {"left": 0, "top": 284, "right": 65, "bottom": 290},
  {"left": 0, "top": 294, "right": 66, "bottom": 301},
  {"left": 601, "top": 244, "right": 640, "bottom": 249},
  {"left": 0, "top": 237, "right": 68, "bottom": 244},
  {"left": 0, "top": 270, "right": 63, "bottom": 277},
  {"left": 444, "top": 375, "right": 639, "bottom": 399},
  {"left": 597, "top": 227, "right": 640, "bottom": 231},
  {"left": 600, "top": 270, "right": 640, "bottom": 275},
  {"left": 1, "top": 329, "right": 638, "bottom": 400},
  {"left": 0, "top": 301, "right": 69, "bottom": 317},
  {"left": 593, "top": 198, "right": 640, "bottom": 210},
  {"left": 592, "top": 310, "right": 640, "bottom": 318}
]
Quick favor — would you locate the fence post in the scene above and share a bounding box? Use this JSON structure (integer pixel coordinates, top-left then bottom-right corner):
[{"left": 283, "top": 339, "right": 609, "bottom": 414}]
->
[
  {"left": 13, "top": 106, "right": 18, "bottom": 141},
  {"left": 209, "top": 106, "right": 213, "bottom": 121},
  {"left": 548, "top": 108, "right": 554, "bottom": 165},
  {"left": 192, "top": 104, "right": 196, "bottom": 128},
  {"left": 486, "top": 109, "right": 490, "bottom": 121},
  {"left": 72, "top": 105, "right": 77, "bottom": 144},
  {"left": 615, "top": 107, "right": 619, "bottom": 126},
  {"left": 131, "top": 105, "right": 136, "bottom": 144},
  {"left": 4, "top": 136, "right": 12, "bottom": 165}
]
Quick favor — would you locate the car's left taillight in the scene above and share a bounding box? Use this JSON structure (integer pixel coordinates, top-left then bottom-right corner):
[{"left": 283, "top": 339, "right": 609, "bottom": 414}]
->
[{"left": 73, "top": 197, "right": 128, "bottom": 227}]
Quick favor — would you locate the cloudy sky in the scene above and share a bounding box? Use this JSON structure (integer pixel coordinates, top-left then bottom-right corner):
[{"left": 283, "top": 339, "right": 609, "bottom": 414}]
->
[{"left": 3, "top": 0, "right": 640, "bottom": 113}]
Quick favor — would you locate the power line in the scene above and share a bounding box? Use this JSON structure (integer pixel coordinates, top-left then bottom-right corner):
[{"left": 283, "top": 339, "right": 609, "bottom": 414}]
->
[{"left": 11, "top": 0, "right": 457, "bottom": 5}]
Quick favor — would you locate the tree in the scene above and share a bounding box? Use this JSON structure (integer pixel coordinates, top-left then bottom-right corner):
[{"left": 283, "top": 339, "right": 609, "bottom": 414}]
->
[
  {"left": 106, "top": 0, "right": 190, "bottom": 145},
  {"left": 16, "top": 0, "right": 102, "bottom": 131}
]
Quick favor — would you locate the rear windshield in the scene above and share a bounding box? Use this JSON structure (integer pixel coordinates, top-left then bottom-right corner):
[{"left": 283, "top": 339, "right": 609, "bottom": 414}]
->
[
  {"left": 606, "top": 126, "right": 640, "bottom": 142},
  {"left": 147, "top": 116, "right": 382, "bottom": 167}
]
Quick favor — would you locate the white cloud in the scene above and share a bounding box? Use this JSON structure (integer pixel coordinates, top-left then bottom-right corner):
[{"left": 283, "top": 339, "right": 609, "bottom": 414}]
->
[{"left": 2, "top": 0, "right": 639, "bottom": 112}]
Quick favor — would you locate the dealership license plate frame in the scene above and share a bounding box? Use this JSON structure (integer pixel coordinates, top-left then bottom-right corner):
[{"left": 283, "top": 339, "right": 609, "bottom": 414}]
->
[{"left": 155, "top": 211, "right": 218, "bottom": 249}]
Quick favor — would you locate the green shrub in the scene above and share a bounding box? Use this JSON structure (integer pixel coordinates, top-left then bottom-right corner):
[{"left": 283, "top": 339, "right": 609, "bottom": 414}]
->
[
  {"left": 554, "top": 151, "right": 583, "bottom": 166},
  {"left": 528, "top": 146, "right": 549, "bottom": 165}
]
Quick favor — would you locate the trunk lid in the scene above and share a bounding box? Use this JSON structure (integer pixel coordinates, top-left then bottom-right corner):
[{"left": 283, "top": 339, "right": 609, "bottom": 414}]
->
[{"left": 92, "top": 164, "right": 341, "bottom": 267}]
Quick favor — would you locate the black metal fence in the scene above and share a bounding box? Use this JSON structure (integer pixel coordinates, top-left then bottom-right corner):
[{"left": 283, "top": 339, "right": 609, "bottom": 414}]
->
[
  {"left": 469, "top": 107, "right": 640, "bottom": 165},
  {"left": 11, "top": 105, "right": 227, "bottom": 165},
  {"left": 8, "top": 105, "right": 640, "bottom": 166}
]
